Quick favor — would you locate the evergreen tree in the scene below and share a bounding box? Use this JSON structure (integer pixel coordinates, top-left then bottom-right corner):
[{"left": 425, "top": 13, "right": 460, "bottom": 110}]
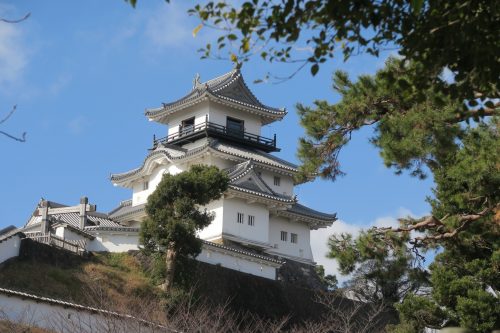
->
[
  {"left": 140, "top": 165, "right": 229, "bottom": 292},
  {"left": 328, "top": 231, "right": 429, "bottom": 305},
  {"left": 297, "top": 58, "right": 499, "bottom": 331}
]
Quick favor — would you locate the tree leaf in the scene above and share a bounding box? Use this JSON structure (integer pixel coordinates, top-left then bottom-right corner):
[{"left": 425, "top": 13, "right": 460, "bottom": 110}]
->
[
  {"left": 311, "top": 64, "right": 319, "bottom": 76},
  {"left": 192, "top": 24, "right": 203, "bottom": 37}
]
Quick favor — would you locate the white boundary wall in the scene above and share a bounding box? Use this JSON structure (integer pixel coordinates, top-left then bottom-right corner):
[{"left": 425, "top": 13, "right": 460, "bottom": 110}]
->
[
  {"left": 0, "top": 234, "right": 22, "bottom": 265},
  {"left": 197, "top": 247, "right": 278, "bottom": 280},
  {"left": 87, "top": 234, "right": 140, "bottom": 252},
  {"left": 0, "top": 291, "right": 166, "bottom": 333}
]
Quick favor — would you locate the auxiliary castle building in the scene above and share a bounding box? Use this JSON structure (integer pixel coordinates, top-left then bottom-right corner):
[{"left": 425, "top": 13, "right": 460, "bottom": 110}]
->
[{"left": 15, "top": 69, "right": 336, "bottom": 281}]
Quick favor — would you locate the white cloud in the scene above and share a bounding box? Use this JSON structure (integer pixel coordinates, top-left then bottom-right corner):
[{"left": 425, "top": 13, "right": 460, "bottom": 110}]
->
[
  {"left": 310, "top": 207, "right": 425, "bottom": 283},
  {"left": 0, "top": 15, "right": 28, "bottom": 89},
  {"left": 310, "top": 219, "right": 361, "bottom": 283}
]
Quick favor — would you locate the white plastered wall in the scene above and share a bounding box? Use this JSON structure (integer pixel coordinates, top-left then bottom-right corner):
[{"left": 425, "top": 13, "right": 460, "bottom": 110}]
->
[
  {"left": 0, "top": 235, "right": 21, "bottom": 264},
  {"left": 222, "top": 197, "right": 270, "bottom": 245},
  {"left": 55, "top": 226, "right": 65, "bottom": 238},
  {"left": 197, "top": 247, "right": 277, "bottom": 280},
  {"left": 132, "top": 163, "right": 184, "bottom": 206},
  {"left": 208, "top": 154, "right": 235, "bottom": 170},
  {"left": 0, "top": 293, "right": 157, "bottom": 332},
  {"left": 208, "top": 102, "right": 262, "bottom": 136},
  {"left": 86, "top": 233, "right": 139, "bottom": 252},
  {"left": 166, "top": 101, "right": 210, "bottom": 137},
  {"left": 61, "top": 228, "right": 86, "bottom": 243},
  {"left": 198, "top": 199, "right": 224, "bottom": 240},
  {"left": 258, "top": 169, "right": 294, "bottom": 197},
  {"left": 268, "top": 215, "right": 313, "bottom": 260}
]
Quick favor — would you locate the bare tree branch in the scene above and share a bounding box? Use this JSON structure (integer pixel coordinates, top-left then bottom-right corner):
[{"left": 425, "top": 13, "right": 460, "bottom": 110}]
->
[
  {"left": 0, "top": 13, "right": 31, "bottom": 24},
  {"left": 0, "top": 106, "right": 27, "bottom": 142}
]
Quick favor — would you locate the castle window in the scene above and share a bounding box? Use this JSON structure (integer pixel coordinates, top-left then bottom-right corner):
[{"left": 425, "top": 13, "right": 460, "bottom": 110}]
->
[
  {"left": 248, "top": 215, "right": 255, "bottom": 226},
  {"left": 237, "top": 212, "right": 244, "bottom": 224},
  {"left": 280, "top": 231, "right": 288, "bottom": 242},
  {"left": 181, "top": 117, "right": 195, "bottom": 134},
  {"left": 291, "top": 233, "right": 298, "bottom": 244},
  {"left": 143, "top": 181, "right": 149, "bottom": 191},
  {"left": 227, "top": 117, "right": 244, "bottom": 135},
  {"left": 274, "top": 176, "right": 281, "bottom": 186}
]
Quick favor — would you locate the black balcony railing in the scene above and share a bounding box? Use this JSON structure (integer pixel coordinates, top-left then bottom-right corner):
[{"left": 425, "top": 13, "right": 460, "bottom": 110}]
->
[{"left": 153, "top": 121, "right": 279, "bottom": 152}]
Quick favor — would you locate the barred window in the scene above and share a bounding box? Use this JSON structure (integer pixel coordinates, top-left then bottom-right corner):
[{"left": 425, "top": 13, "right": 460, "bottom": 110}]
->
[
  {"left": 274, "top": 176, "right": 281, "bottom": 186},
  {"left": 143, "top": 181, "right": 149, "bottom": 191},
  {"left": 237, "top": 212, "right": 244, "bottom": 224},
  {"left": 248, "top": 215, "right": 255, "bottom": 226},
  {"left": 280, "top": 231, "right": 288, "bottom": 242},
  {"left": 291, "top": 233, "right": 298, "bottom": 244}
]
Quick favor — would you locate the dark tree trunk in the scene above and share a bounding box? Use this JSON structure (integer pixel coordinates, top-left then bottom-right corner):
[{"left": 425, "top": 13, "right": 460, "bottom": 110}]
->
[{"left": 163, "top": 242, "right": 177, "bottom": 292}]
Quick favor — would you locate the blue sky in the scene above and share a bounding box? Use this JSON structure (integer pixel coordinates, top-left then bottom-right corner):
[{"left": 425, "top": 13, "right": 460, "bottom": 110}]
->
[{"left": 0, "top": 1, "right": 434, "bottom": 277}]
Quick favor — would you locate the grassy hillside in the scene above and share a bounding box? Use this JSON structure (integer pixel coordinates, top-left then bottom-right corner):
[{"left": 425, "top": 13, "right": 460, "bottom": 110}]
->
[
  {"left": 0, "top": 240, "right": 396, "bottom": 332},
  {"left": 0, "top": 250, "right": 157, "bottom": 308},
  {"left": 0, "top": 240, "right": 322, "bottom": 321}
]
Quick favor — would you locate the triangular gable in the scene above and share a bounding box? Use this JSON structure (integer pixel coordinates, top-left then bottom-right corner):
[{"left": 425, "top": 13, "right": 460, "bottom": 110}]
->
[
  {"left": 231, "top": 168, "right": 276, "bottom": 196},
  {"left": 212, "top": 75, "right": 263, "bottom": 107}
]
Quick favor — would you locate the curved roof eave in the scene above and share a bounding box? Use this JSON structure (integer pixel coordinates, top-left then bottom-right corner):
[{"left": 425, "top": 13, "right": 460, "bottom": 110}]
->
[
  {"left": 144, "top": 69, "right": 286, "bottom": 124},
  {"left": 227, "top": 185, "right": 296, "bottom": 204},
  {"left": 145, "top": 92, "right": 286, "bottom": 125},
  {"left": 110, "top": 139, "right": 299, "bottom": 186}
]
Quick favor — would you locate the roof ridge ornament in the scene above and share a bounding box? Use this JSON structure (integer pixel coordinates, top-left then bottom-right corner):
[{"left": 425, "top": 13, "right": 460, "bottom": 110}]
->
[{"left": 192, "top": 73, "right": 202, "bottom": 90}]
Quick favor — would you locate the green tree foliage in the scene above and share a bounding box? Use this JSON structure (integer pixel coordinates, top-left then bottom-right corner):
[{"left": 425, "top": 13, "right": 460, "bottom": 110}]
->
[
  {"left": 140, "top": 165, "right": 229, "bottom": 292},
  {"left": 296, "top": 57, "right": 490, "bottom": 182},
  {"left": 315, "top": 264, "right": 339, "bottom": 290},
  {"left": 299, "top": 58, "right": 499, "bottom": 331},
  {"left": 327, "top": 231, "right": 428, "bottom": 305},
  {"left": 187, "top": 0, "right": 498, "bottom": 99}
]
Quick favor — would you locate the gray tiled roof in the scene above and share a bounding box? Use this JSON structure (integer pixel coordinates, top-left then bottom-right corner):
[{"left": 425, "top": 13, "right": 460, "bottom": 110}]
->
[
  {"left": 145, "top": 69, "right": 286, "bottom": 124},
  {"left": 226, "top": 160, "right": 275, "bottom": 194},
  {"left": 0, "top": 230, "right": 23, "bottom": 243},
  {"left": 108, "top": 202, "right": 146, "bottom": 220},
  {"left": 286, "top": 203, "right": 337, "bottom": 222},
  {"left": 108, "top": 199, "right": 132, "bottom": 216},
  {"left": 0, "top": 225, "right": 17, "bottom": 237},
  {"left": 25, "top": 198, "right": 125, "bottom": 235},
  {"left": 85, "top": 226, "right": 140, "bottom": 233},
  {"left": 228, "top": 185, "right": 296, "bottom": 203},
  {"left": 213, "top": 140, "right": 298, "bottom": 171},
  {"left": 49, "top": 212, "right": 122, "bottom": 228},
  {"left": 202, "top": 240, "right": 284, "bottom": 265},
  {"left": 225, "top": 160, "right": 296, "bottom": 203},
  {"left": 110, "top": 138, "right": 298, "bottom": 183}
]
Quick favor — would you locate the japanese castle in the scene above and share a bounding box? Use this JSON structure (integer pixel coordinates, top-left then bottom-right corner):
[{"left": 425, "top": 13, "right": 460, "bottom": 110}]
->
[{"left": 10, "top": 69, "right": 337, "bottom": 281}]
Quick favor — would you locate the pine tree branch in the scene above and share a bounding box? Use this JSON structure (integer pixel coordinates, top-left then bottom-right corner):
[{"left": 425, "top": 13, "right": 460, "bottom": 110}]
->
[{"left": 374, "top": 206, "right": 494, "bottom": 248}]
